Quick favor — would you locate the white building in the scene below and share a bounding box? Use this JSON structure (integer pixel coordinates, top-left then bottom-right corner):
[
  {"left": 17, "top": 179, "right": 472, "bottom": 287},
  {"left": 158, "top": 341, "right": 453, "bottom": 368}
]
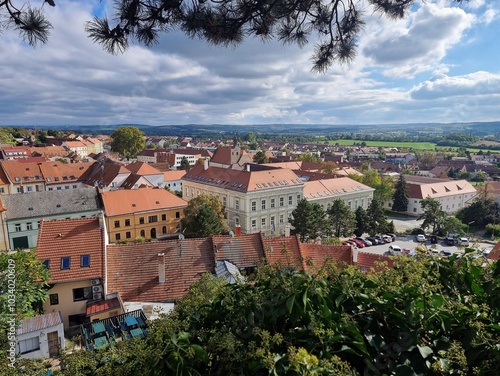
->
[{"left": 16, "top": 312, "right": 65, "bottom": 359}]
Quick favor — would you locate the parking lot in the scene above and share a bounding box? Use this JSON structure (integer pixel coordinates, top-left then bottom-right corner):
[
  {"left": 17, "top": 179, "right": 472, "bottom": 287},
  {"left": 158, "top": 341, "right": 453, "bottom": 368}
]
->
[{"left": 354, "top": 235, "right": 494, "bottom": 257}]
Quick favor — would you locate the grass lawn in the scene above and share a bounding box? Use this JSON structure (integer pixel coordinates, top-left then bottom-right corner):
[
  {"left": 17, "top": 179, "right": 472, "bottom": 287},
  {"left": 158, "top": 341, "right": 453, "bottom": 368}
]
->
[{"left": 329, "top": 140, "right": 485, "bottom": 152}]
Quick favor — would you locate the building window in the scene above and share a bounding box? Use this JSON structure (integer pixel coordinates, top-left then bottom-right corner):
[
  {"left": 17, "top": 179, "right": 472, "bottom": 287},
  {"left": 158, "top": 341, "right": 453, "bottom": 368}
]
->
[
  {"left": 27, "top": 186, "right": 32, "bottom": 192},
  {"left": 125, "top": 219, "right": 131, "bottom": 226},
  {"left": 413, "top": 207, "right": 417, "bottom": 212},
  {"left": 15, "top": 224, "right": 21, "bottom": 232},
  {"left": 50, "top": 294, "right": 59, "bottom": 305},
  {"left": 17, "top": 337, "right": 39, "bottom": 354},
  {"left": 0, "top": 187, "right": 3, "bottom": 193},
  {"left": 261, "top": 218, "right": 266, "bottom": 228},
  {"left": 61, "top": 257, "right": 70, "bottom": 270},
  {"left": 251, "top": 219, "right": 257, "bottom": 229},
  {"left": 139, "top": 217, "right": 145, "bottom": 224},
  {"left": 148, "top": 215, "right": 158, "bottom": 223},
  {"left": 279, "top": 197, "right": 284, "bottom": 207},
  {"left": 288, "top": 195, "right": 293, "bottom": 205},
  {"left": 114, "top": 220, "right": 120, "bottom": 228},
  {"left": 126, "top": 231, "right": 131, "bottom": 239},
  {"left": 162, "top": 226, "right": 167, "bottom": 234},
  {"left": 222, "top": 196, "right": 226, "bottom": 206},
  {"left": 73, "top": 185, "right": 77, "bottom": 188},
  {"left": 270, "top": 198, "right": 275, "bottom": 208},
  {"left": 42, "top": 259, "right": 50, "bottom": 268},
  {"left": 81, "top": 255, "right": 90, "bottom": 267},
  {"left": 235, "top": 217, "right": 240, "bottom": 226},
  {"left": 26, "top": 222, "right": 32, "bottom": 230},
  {"left": 270, "top": 216, "right": 275, "bottom": 227},
  {"left": 261, "top": 200, "right": 266, "bottom": 210},
  {"left": 162, "top": 214, "right": 167, "bottom": 221},
  {"left": 297, "top": 194, "right": 301, "bottom": 202},
  {"left": 251, "top": 201, "right": 256, "bottom": 212},
  {"left": 115, "top": 233, "right": 121, "bottom": 241},
  {"left": 140, "top": 230, "right": 145, "bottom": 237},
  {"left": 235, "top": 199, "right": 240, "bottom": 210},
  {"left": 279, "top": 214, "right": 284, "bottom": 224},
  {"left": 73, "top": 287, "right": 92, "bottom": 302},
  {"left": 176, "top": 211, "right": 180, "bottom": 219}
]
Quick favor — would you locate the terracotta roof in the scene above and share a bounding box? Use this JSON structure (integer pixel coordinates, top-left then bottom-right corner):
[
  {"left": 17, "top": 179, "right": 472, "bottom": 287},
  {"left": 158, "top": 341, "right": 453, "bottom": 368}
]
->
[
  {"left": 120, "top": 173, "right": 153, "bottom": 189},
  {"left": 17, "top": 312, "right": 63, "bottom": 335},
  {"left": 404, "top": 176, "right": 477, "bottom": 199},
  {"left": 86, "top": 297, "right": 121, "bottom": 316},
  {"left": 264, "top": 161, "right": 303, "bottom": 170},
  {"left": 79, "top": 160, "right": 130, "bottom": 187},
  {"left": 489, "top": 242, "right": 500, "bottom": 261},
  {"left": 106, "top": 238, "right": 215, "bottom": 302},
  {"left": 261, "top": 235, "right": 304, "bottom": 269},
  {"left": 183, "top": 165, "right": 303, "bottom": 193},
  {"left": 300, "top": 244, "right": 352, "bottom": 271},
  {"left": 210, "top": 147, "right": 233, "bottom": 165},
  {"left": 126, "top": 161, "right": 162, "bottom": 175},
  {"left": 0, "top": 160, "right": 46, "bottom": 184},
  {"left": 0, "top": 164, "right": 9, "bottom": 185},
  {"left": 38, "top": 161, "right": 92, "bottom": 185},
  {"left": 30, "top": 145, "right": 68, "bottom": 158},
  {"left": 163, "top": 170, "right": 186, "bottom": 181},
  {"left": 212, "top": 233, "right": 265, "bottom": 267},
  {"left": 303, "top": 177, "right": 374, "bottom": 200},
  {"left": 101, "top": 187, "right": 187, "bottom": 216},
  {"left": 36, "top": 217, "right": 105, "bottom": 283},
  {"left": 355, "top": 251, "right": 393, "bottom": 273}
]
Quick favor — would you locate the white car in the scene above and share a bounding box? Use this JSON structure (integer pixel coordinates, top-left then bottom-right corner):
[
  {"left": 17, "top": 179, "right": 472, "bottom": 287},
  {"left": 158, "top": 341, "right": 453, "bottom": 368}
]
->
[
  {"left": 416, "top": 234, "right": 426, "bottom": 242},
  {"left": 458, "top": 237, "right": 469, "bottom": 247},
  {"left": 388, "top": 245, "right": 402, "bottom": 255}
]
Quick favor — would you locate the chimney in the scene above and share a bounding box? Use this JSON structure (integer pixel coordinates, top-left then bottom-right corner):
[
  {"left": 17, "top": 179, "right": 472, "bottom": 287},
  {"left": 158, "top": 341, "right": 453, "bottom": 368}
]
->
[
  {"left": 203, "top": 159, "right": 208, "bottom": 170},
  {"left": 234, "top": 225, "right": 242, "bottom": 237},
  {"left": 246, "top": 164, "right": 250, "bottom": 172},
  {"left": 285, "top": 224, "right": 291, "bottom": 237},
  {"left": 352, "top": 246, "right": 358, "bottom": 264},
  {"left": 158, "top": 253, "right": 165, "bottom": 284}
]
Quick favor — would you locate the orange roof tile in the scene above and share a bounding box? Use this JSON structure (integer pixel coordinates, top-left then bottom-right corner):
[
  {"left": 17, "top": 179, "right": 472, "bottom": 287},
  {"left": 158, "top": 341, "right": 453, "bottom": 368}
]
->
[
  {"left": 183, "top": 165, "right": 303, "bottom": 193},
  {"left": 355, "top": 251, "right": 393, "bottom": 273},
  {"left": 100, "top": 187, "right": 188, "bottom": 216},
  {"left": 300, "top": 244, "right": 353, "bottom": 271},
  {"left": 261, "top": 235, "right": 304, "bottom": 269},
  {"left": 36, "top": 217, "right": 105, "bottom": 283},
  {"left": 126, "top": 161, "right": 162, "bottom": 175},
  {"left": 212, "top": 233, "right": 265, "bottom": 267},
  {"left": 86, "top": 297, "right": 121, "bottom": 316},
  {"left": 106, "top": 238, "right": 215, "bottom": 302},
  {"left": 163, "top": 170, "right": 187, "bottom": 181},
  {"left": 489, "top": 242, "right": 500, "bottom": 261},
  {"left": 303, "top": 177, "right": 374, "bottom": 200}
]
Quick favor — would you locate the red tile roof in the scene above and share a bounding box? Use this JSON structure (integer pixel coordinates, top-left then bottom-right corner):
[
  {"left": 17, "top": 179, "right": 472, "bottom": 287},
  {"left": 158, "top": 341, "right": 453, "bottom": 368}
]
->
[
  {"left": 489, "top": 241, "right": 500, "bottom": 261},
  {"left": 86, "top": 297, "right": 121, "bottom": 316},
  {"left": 355, "top": 251, "right": 393, "bottom": 273},
  {"left": 106, "top": 238, "right": 215, "bottom": 302},
  {"left": 125, "top": 161, "right": 162, "bottom": 175},
  {"left": 212, "top": 233, "right": 265, "bottom": 267},
  {"left": 100, "top": 186, "right": 188, "bottom": 216},
  {"left": 261, "top": 235, "right": 304, "bottom": 269},
  {"left": 36, "top": 217, "right": 105, "bottom": 283},
  {"left": 300, "top": 244, "right": 353, "bottom": 271}
]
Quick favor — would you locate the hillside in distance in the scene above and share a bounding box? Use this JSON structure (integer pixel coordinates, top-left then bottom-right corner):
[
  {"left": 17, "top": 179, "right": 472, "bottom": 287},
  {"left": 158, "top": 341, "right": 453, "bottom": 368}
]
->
[{"left": 32, "top": 121, "right": 500, "bottom": 138}]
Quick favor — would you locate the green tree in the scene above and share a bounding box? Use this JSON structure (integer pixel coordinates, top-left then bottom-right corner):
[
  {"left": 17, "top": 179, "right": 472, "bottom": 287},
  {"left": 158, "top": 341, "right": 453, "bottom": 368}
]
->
[
  {"left": 110, "top": 126, "right": 146, "bottom": 159},
  {"left": 441, "top": 216, "right": 466, "bottom": 236},
  {"left": 253, "top": 150, "right": 268, "bottom": 164},
  {"left": 182, "top": 194, "right": 229, "bottom": 237},
  {"left": 391, "top": 174, "right": 409, "bottom": 212},
  {"left": 327, "top": 199, "right": 355, "bottom": 238},
  {"left": 179, "top": 156, "right": 191, "bottom": 170},
  {"left": 350, "top": 169, "right": 394, "bottom": 202},
  {"left": 319, "top": 161, "right": 338, "bottom": 174},
  {"left": 418, "top": 197, "right": 447, "bottom": 235},
  {"left": 289, "top": 199, "right": 328, "bottom": 242},
  {"left": 354, "top": 206, "right": 368, "bottom": 237},
  {"left": 456, "top": 197, "right": 500, "bottom": 228},
  {"left": 366, "top": 198, "right": 389, "bottom": 235},
  {"left": 0, "top": 129, "right": 15, "bottom": 145}
]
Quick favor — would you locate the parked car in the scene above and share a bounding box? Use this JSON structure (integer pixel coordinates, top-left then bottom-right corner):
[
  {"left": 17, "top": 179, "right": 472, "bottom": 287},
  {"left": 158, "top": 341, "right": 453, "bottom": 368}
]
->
[
  {"left": 458, "top": 237, "right": 469, "bottom": 247},
  {"left": 388, "top": 244, "right": 402, "bottom": 255},
  {"left": 366, "top": 236, "right": 380, "bottom": 245},
  {"left": 444, "top": 236, "right": 456, "bottom": 246},
  {"left": 440, "top": 250, "right": 452, "bottom": 257},
  {"left": 349, "top": 238, "right": 365, "bottom": 248},
  {"left": 342, "top": 240, "right": 358, "bottom": 248},
  {"left": 374, "top": 235, "right": 388, "bottom": 244},
  {"left": 416, "top": 234, "right": 426, "bottom": 242},
  {"left": 385, "top": 233, "right": 396, "bottom": 242},
  {"left": 355, "top": 237, "right": 372, "bottom": 246},
  {"left": 430, "top": 235, "right": 438, "bottom": 244}
]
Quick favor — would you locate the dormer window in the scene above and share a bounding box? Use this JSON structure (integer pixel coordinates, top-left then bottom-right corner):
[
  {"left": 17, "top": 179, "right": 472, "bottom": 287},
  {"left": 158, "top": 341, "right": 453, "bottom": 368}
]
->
[{"left": 61, "top": 257, "right": 70, "bottom": 270}]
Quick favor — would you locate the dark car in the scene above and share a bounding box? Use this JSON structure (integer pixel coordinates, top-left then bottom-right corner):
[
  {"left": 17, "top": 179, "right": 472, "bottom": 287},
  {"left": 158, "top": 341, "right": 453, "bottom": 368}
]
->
[
  {"left": 385, "top": 233, "right": 397, "bottom": 242},
  {"left": 366, "top": 236, "right": 380, "bottom": 245},
  {"left": 444, "top": 236, "right": 456, "bottom": 246},
  {"left": 374, "top": 235, "right": 388, "bottom": 244}
]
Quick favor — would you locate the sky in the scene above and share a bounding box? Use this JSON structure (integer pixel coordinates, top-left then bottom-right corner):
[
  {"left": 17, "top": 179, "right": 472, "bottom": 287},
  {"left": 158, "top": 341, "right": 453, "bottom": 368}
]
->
[{"left": 1, "top": 0, "right": 499, "bottom": 127}]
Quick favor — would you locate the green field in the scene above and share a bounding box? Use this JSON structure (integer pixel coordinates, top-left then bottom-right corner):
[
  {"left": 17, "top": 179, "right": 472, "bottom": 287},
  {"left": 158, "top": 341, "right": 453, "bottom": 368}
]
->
[{"left": 328, "top": 140, "right": 484, "bottom": 152}]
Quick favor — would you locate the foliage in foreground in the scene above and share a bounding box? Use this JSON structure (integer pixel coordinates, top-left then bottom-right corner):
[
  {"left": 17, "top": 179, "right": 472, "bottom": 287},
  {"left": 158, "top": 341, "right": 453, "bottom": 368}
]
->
[{"left": 55, "top": 254, "right": 500, "bottom": 375}]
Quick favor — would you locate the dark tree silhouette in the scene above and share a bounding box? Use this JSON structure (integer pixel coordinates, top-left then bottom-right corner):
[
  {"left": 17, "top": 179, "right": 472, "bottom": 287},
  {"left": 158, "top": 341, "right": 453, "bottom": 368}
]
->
[
  {"left": 2, "top": 1, "right": 469, "bottom": 72},
  {"left": 392, "top": 174, "right": 409, "bottom": 212}
]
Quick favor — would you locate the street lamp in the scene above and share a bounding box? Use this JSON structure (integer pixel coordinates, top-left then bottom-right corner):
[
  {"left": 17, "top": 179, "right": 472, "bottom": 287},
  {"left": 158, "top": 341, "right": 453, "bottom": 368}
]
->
[{"left": 467, "top": 221, "right": 475, "bottom": 237}]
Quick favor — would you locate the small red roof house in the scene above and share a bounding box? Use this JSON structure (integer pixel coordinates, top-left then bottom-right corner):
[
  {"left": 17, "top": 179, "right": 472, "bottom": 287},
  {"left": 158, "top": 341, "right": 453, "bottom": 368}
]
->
[
  {"left": 36, "top": 217, "right": 106, "bottom": 328},
  {"left": 489, "top": 241, "right": 500, "bottom": 261}
]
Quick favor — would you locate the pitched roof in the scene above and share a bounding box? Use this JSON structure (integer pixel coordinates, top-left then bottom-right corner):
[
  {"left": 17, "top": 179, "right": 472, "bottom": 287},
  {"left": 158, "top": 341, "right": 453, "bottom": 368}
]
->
[
  {"left": 106, "top": 238, "right": 215, "bottom": 302},
  {"left": 207, "top": 147, "right": 233, "bottom": 164},
  {"left": 125, "top": 161, "right": 162, "bottom": 175},
  {"left": 300, "top": 244, "right": 352, "bottom": 271},
  {"left": 17, "top": 312, "right": 63, "bottom": 335},
  {"left": 0, "top": 160, "right": 46, "bottom": 184},
  {"left": 404, "top": 176, "right": 477, "bottom": 199},
  {"left": 212, "top": 233, "right": 264, "bottom": 267},
  {"left": 2, "top": 187, "right": 102, "bottom": 219},
  {"left": 261, "top": 235, "right": 304, "bottom": 269},
  {"left": 163, "top": 170, "right": 186, "bottom": 181},
  {"left": 303, "top": 177, "right": 374, "bottom": 200},
  {"left": 183, "top": 165, "right": 303, "bottom": 193},
  {"left": 489, "top": 241, "right": 500, "bottom": 261},
  {"left": 30, "top": 145, "right": 68, "bottom": 158},
  {"left": 356, "top": 251, "right": 393, "bottom": 273},
  {"left": 38, "top": 161, "right": 92, "bottom": 185},
  {"left": 120, "top": 173, "right": 153, "bottom": 189},
  {"left": 36, "top": 217, "right": 105, "bottom": 283},
  {"left": 100, "top": 187, "right": 188, "bottom": 216},
  {"left": 79, "top": 160, "right": 129, "bottom": 187}
]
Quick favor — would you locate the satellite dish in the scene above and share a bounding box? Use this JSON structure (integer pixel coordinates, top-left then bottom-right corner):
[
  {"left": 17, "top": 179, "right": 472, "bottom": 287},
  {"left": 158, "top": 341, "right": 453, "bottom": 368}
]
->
[
  {"left": 178, "top": 234, "right": 185, "bottom": 240},
  {"left": 229, "top": 230, "right": 235, "bottom": 237}
]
